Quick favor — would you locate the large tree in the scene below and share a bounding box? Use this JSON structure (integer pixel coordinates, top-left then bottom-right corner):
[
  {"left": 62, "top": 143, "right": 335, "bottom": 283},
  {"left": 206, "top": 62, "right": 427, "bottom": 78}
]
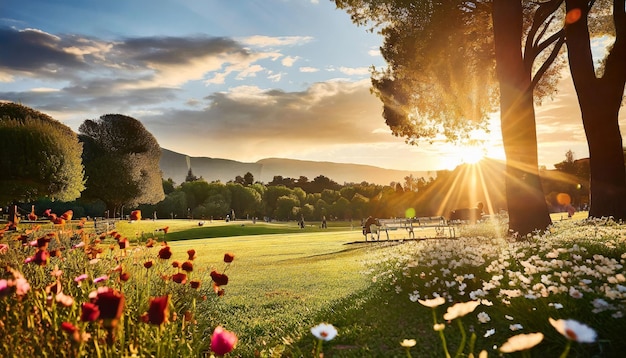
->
[
  {"left": 564, "top": 0, "right": 626, "bottom": 219},
  {"left": 0, "top": 102, "right": 84, "bottom": 204},
  {"left": 334, "top": 0, "right": 564, "bottom": 235},
  {"left": 78, "top": 114, "right": 164, "bottom": 216}
]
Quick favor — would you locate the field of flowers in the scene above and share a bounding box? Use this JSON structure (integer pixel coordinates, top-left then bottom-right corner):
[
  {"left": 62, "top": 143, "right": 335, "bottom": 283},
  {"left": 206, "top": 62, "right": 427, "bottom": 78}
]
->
[
  {"left": 358, "top": 217, "right": 626, "bottom": 357},
  {"left": 0, "top": 216, "right": 236, "bottom": 357},
  {"left": 1, "top": 212, "right": 626, "bottom": 357}
]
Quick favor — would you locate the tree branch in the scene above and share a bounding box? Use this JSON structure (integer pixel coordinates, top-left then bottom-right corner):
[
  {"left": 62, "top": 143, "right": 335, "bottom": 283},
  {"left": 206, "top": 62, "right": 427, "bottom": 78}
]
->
[{"left": 530, "top": 36, "right": 566, "bottom": 90}]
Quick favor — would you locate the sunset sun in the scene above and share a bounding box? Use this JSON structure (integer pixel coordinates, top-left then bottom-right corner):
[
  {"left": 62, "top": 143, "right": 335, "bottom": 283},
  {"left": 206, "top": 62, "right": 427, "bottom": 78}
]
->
[{"left": 441, "top": 145, "right": 487, "bottom": 170}]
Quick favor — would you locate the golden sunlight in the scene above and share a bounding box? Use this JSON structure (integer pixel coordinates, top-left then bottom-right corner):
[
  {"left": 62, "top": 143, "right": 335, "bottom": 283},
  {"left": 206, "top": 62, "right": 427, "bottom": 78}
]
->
[{"left": 441, "top": 145, "right": 487, "bottom": 170}]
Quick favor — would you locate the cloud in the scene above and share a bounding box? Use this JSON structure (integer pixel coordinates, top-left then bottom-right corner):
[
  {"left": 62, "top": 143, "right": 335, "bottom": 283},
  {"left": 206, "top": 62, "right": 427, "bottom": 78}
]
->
[
  {"left": 0, "top": 27, "right": 86, "bottom": 80},
  {"left": 299, "top": 66, "right": 319, "bottom": 73},
  {"left": 338, "top": 66, "right": 370, "bottom": 76},
  {"left": 239, "top": 35, "right": 314, "bottom": 48},
  {"left": 142, "top": 79, "right": 393, "bottom": 160},
  {"left": 281, "top": 56, "right": 299, "bottom": 67}
]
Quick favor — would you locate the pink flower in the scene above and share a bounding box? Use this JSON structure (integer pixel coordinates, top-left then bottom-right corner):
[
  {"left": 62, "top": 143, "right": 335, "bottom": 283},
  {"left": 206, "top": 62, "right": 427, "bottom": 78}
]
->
[
  {"left": 93, "top": 275, "right": 109, "bottom": 284},
  {"left": 0, "top": 279, "right": 9, "bottom": 296},
  {"left": 211, "top": 326, "right": 238, "bottom": 355},
  {"left": 74, "top": 274, "right": 89, "bottom": 283},
  {"left": 15, "top": 277, "right": 30, "bottom": 296}
]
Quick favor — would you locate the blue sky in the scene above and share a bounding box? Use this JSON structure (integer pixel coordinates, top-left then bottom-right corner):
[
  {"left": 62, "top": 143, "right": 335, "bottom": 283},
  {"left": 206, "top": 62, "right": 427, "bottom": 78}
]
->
[{"left": 0, "top": 0, "right": 618, "bottom": 174}]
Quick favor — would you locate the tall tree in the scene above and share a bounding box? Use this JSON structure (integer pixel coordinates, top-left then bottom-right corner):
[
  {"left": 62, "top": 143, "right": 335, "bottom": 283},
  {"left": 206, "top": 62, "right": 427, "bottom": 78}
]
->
[
  {"left": 0, "top": 102, "right": 84, "bottom": 204},
  {"left": 333, "top": 0, "right": 564, "bottom": 235},
  {"left": 78, "top": 114, "right": 164, "bottom": 215},
  {"left": 564, "top": 0, "right": 626, "bottom": 218}
]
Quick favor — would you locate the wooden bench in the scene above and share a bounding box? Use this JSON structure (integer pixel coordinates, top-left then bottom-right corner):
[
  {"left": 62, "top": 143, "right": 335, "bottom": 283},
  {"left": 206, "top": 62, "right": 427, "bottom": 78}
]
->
[
  {"left": 362, "top": 216, "right": 456, "bottom": 241},
  {"left": 94, "top": 219, "right": 117, "bottom": 235}
]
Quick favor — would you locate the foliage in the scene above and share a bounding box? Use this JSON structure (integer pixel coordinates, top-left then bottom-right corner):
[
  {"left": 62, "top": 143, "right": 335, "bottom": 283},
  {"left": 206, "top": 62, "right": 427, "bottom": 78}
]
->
[
  {"left": 78, "top": 114, "right": 164, "bottom": 213},
  {"left": 0, "top": 103, "right": 85, "bottom": 204}
]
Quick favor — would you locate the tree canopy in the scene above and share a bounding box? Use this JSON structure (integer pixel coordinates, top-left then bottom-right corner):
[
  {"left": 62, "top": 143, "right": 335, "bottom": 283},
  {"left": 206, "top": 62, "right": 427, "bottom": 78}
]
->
[
  {"left": 0, "top": 102, "right": 85, "bottom": 204},
  {"left": 78, "top": 114, "right": 164, "bottom": 214}
]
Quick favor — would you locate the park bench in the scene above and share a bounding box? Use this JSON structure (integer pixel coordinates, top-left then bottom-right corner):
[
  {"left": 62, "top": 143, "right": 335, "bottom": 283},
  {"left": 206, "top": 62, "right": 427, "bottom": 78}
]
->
[
  {"left": 362, "top": 216, "right": 456, "bottom": 241},
  {"left": 94, "top": 218, "right": 117, "bottom": 235}
]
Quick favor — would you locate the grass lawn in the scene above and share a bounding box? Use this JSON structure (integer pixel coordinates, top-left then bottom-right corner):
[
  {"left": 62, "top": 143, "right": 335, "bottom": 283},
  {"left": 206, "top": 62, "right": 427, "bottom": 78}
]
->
[{"left": 111, "top": 218, "right": 384, "bottom": 356}]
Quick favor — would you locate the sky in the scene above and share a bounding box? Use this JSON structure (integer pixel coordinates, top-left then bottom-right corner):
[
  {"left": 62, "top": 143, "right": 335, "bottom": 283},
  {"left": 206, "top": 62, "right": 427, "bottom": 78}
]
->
[{"left": 0, "top": 0, "right": 623, "bottom": 172}]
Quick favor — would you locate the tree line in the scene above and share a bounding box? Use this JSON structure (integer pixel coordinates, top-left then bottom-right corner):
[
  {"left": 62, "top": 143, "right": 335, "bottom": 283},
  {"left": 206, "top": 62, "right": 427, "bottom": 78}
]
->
[{"left": 0, "top": 102, "right": 600, "bottom": 226}]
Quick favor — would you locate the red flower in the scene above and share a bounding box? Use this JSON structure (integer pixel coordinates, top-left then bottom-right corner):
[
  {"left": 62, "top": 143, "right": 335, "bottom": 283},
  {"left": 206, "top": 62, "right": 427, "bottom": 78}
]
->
[
  {"left": 161, "top": 226, "right": 169, "bottom": 234},
  {"left": 181, "top": 261, "right": 193, "bottom": 272},
  {"left": 130, "top": 210, "right": 141, "bottom": 221},
  {"left": 210, "top": 271, "right": 229, "bottom": 286},
  {"left": 211, "top": 326, "right": 238, "bottom": 355},
  {"left": 81, "top": 302, "right": 100, "bottom": 322},
  {"left": 95, "top": 287, "right": 125, "bottom": 321},
  {"left": 61, "top": 322, "right": 78, "bottom": 333},
  {"left": 172, "top": 273, "right": 187, "bottom": 284},
  {"left": 146, "top": 238, "right": 156, "bottom": 248},
  {"left": 37, "top": 236, "right": 51, "bottom": 248},
  {"left": 143, "top": 261, "right": 153, "bottom": 269},
  {"left": 190, "top": 280, "right": 201, "bottom": 289},
  {"left": 224, "top": 253, "right": 235, "bottom": 263},
  {"left": 119, "top": 272, "right": 130, "bottom": 282},
  {"left": 158, "top": 246, "right": 172, "bottom": 260},
  {"left": 61, "top": 210, "right": 73, "bottom": 221},
  {"left": 172, "top": 261, "right": 180, "bottom": 268},
  {"left": 187, "top": 249, "right": 196, "bottom": 260},
  {"left": 118, "top": 238, "right": 129, "bottom": 249},
  {"left": 146, "top": 295, "right": 169, "bottom": 325},
  {"left": 32, "top": 249, "right": 50, "bottom": 266}
]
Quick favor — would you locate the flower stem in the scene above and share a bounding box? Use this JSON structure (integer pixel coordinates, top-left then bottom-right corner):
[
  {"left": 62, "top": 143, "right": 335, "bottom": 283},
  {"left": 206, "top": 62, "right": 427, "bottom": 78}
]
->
[
  {"left": 431, "top": 309, "right": 451, "bottom": 358},
  {"left": 559, "top": 340, "right": 572, "bottom": 358},
  {"left": 454, "top": 319, "right": 467, "bottom": 358}
]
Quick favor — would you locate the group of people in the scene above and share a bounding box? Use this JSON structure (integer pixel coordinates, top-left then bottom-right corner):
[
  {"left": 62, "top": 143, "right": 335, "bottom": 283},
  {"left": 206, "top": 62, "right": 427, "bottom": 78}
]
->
[{"left": 298, "top": 215, "right": 328, "bottom": 229}]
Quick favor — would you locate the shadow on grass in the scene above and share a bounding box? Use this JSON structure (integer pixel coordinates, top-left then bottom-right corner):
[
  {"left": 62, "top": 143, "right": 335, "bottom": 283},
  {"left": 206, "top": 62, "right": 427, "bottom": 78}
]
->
[
  {"left": 287, "top": 284, "right": 445, "bottom": 358},
  {"left": 159, "top": 224, "right": 312, "bottom": 241}
]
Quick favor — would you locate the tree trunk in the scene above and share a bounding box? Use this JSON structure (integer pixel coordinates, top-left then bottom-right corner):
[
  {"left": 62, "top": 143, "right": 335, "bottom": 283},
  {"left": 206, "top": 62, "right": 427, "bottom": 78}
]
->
[
  {"left": 492, "top": 0, "right": 552, "bottom": 236},
  {"left": 565, "top": 0, "right": 626, "bottom": 219}
]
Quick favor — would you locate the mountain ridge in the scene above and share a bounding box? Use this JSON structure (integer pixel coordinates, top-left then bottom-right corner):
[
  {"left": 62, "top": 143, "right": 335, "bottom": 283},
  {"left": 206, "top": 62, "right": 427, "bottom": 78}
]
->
[{"left": 159, "top": 148, "right": 436, "bottom": 185}]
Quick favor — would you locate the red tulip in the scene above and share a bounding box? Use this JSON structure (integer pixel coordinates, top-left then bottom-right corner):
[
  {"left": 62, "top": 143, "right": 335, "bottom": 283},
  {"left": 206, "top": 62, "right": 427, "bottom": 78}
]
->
[{"left": 224, "top": 253, "right": 235, "bottom": 263}]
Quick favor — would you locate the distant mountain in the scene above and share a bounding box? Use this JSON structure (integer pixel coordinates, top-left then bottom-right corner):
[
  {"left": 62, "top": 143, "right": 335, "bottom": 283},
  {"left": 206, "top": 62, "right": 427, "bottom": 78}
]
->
[{"left": 159, "top": 148, "right": 435, "bottom": 185}]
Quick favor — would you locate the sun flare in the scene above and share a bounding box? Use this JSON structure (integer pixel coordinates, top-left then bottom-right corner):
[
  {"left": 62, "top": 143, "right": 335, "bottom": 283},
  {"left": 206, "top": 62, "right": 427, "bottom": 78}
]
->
[{"left": 441, "top": 145, "right": 487, "bottom": 170}]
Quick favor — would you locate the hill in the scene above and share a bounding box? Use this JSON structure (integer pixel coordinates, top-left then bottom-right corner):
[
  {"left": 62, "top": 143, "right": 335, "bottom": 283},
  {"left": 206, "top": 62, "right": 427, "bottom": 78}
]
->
[{"left": 159, "top": 148, "right": 435, "bottom": 185}]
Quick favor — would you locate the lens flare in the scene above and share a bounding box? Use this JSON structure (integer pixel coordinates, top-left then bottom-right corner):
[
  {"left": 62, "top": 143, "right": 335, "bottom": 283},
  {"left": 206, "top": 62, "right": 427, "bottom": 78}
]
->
[
  {"left": 565, "top": 8, "right": 582, "bottom": 25},
  {"left": 405, "top": 208, "right": 416, "bottom": 218},
  {"left": 556, "top": 193, "right": 571, "bottom": 206}
]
